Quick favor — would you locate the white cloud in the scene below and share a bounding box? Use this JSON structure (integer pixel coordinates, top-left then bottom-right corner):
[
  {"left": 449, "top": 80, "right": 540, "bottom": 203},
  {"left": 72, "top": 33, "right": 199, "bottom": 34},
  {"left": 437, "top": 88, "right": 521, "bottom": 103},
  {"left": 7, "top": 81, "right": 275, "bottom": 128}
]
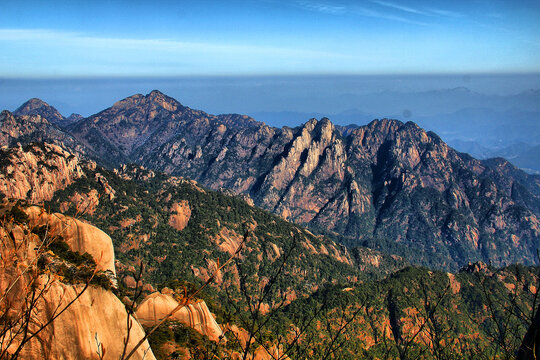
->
[{"left": 425, "top": 8, "right": 465, "bottom": 18}]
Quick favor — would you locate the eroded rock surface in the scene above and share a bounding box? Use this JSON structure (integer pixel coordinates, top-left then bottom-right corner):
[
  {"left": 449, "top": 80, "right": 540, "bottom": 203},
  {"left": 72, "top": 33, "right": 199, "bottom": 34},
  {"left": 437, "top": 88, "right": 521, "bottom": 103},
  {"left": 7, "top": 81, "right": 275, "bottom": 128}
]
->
[
  {"left": 0, "top": 143, "right": 86, "bottom": 204},
  {"left": 25, "top": 206, "right": 116, "bottom": 275},
  {"left": 135, "top": 291, "right": 224, "bottom": 342}
]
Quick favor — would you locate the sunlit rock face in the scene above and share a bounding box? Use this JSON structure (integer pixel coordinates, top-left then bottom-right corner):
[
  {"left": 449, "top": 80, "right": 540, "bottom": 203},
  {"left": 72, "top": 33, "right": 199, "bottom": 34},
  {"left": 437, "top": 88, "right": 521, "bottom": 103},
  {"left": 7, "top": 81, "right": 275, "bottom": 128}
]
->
[
  {"left": 0, "top": 143, "right": 86, "bottom": 204},
  {"left": 17, "top": 284, "right": 155, "bottom": 360},
  {"left": 25, "top": 206, "right": 116, "bottom": 275},
  {"left": 135, "top": 291, "right": 224, "bottom": 342},
  {"left": 0, "top": 205, "right": 155, "bottom": 360}
]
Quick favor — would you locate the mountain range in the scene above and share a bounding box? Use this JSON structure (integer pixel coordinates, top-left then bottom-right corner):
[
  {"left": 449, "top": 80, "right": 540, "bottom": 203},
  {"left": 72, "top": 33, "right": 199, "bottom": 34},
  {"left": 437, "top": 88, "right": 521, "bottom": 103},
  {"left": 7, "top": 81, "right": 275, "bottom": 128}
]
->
[
  {"left": 2, "top": 90, "right": 540, "bottom": 359},
  {"left": 5, "top": 90, "right": 540, "bottom": 271},
  {"left": 252, "top": 106, "right": 540, "bottom": 174}
]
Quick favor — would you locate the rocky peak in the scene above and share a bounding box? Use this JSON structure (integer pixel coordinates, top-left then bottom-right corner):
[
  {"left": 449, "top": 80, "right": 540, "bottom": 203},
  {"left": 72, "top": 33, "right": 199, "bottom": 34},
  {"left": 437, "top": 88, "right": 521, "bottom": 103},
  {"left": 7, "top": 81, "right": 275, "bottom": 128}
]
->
[
  {"left": 66, "top": 113, "right": 84, "bottom": 123},
  {"left": 111, "top": 90, "right": 182, "bottom": 113},
  {"left": 15, "top": 98, "right": 52, "bottom": 113},
  {"left": 14, "top": 98, "right": 66, "bottom": 125}
]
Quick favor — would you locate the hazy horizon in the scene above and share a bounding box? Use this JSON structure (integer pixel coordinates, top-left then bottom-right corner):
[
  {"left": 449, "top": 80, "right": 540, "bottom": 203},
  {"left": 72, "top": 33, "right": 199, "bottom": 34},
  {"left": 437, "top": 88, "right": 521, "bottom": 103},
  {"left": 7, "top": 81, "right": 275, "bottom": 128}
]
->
[{"left": 2, "top": 73, "right": 540, "bottom": 119}]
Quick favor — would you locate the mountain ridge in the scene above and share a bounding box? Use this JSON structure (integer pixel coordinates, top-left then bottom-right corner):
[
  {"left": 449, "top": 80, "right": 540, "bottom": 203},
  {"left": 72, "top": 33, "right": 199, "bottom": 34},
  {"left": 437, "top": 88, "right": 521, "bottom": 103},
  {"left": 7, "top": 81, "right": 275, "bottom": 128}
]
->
[{"left": 5, "top": 91, "right": 540, "bottom": 270}]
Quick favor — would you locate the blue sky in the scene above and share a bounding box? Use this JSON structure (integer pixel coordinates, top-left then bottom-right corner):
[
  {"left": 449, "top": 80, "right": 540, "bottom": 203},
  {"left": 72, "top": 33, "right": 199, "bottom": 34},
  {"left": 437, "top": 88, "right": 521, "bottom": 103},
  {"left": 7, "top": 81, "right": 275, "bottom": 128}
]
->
[{"left": 0, "top": 0, "right": 539, "bottom": 77}]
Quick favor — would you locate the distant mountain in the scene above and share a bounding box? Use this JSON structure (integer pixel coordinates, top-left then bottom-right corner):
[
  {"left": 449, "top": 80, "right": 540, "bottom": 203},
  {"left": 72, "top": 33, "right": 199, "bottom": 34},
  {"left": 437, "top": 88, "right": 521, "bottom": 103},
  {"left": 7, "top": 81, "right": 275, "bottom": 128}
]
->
[
  {"left": 414, "top": 107, "right": 540, "bottom": 148},
  {"left": 506, "top": 144, "right": 540, "bottom": 175},
  {"left": 446, "top": 139, "right": 493, "bottom": 159},
  {"left": 13, "top": 98, "right": 82, "bottom": 128},
  {"left": 349, "top": 87, "right": 540, "bottom": 117},
  {"left": 0, "top": 110, "right": 88, "bottom": 157},
  {"left": 39, "top": 90, "right": 538, "bottom": 271},
  {"left": 66, "top": 90, "right": 260, "bottom": 166},
  {"left": 446, "top": 140, "right": 540, "bottom": 174},
  {"left": 14, "top": 98, "right": 66, "bottom": 124}
]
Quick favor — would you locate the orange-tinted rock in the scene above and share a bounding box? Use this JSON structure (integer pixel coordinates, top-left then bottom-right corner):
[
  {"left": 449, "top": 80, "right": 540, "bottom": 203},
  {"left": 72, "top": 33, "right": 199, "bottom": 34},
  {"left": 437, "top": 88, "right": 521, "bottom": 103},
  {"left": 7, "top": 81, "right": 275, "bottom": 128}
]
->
[
  {"left": 168, "top": 200, "right": 191, "bottom": 231},
  {"left": 25, "top": 206, "right": 116, "bottom": 275},
  {"left": 0, "top": 143, "right": 85, "bottom": 204},
  {"left": 0, "top": 205, "right": 154, "bottom": 360},
  {"left": 16, "top": 282, "right": 156, "bottom": 360},
  {"left": 135, "top": 292, "right": 223, "bottom": 341}
]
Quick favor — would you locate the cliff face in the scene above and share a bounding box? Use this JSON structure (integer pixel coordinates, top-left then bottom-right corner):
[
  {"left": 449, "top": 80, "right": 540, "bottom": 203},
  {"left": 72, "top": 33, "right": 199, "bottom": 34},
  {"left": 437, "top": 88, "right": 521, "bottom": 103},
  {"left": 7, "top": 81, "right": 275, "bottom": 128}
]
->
[
  {"left": 0, "top": 143, "right": 87, "bottom": 204},
  {"left": 0, "top": 203, "right": 155, "bottom": 360},
  {"left": 25, "top": 206, "right": 116, "bottom": 274}
]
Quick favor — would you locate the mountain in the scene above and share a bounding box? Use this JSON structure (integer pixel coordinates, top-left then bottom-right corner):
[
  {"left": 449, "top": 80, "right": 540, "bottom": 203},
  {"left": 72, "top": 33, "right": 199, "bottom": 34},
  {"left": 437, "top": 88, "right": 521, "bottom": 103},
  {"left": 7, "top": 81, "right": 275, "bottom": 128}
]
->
[
  {"left": 0, "top": 143, "right": 405, "bottom": 293},
  {"left": 0, "top": 110, "right": 88, "bottom": 157},
  {"left": 510, "top": 144, "right": 540, "bottom": 174},
  {"left": 14, "top": 98, "right": 66, "bottom": 125},
  {"left": 414, "top": 107, "right": 540, "bottom": 149},
  {"left": 66, "top": 90, "right": 260, "bottom": 166},
  {"left": 13, "top": 98, "right": 82, "bottom": 128},
  {"left": 3, "top": 92, "right": 540, "bottom": 359},
  {"left": 1, "top": 146, "right": 536, "bottom": 360},
  {"left": 9, "top": 91, "right": 540, "bottom": 270}
]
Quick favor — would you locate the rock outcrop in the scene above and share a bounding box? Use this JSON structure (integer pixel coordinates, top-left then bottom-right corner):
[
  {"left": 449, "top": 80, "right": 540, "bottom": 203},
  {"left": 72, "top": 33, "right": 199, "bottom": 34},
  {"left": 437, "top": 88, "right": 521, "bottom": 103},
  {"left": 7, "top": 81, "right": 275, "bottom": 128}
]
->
[
  {"left": 18, "top": 284, "right": 154, "bottom": 360},
  {"left": 0, "top": 203, "right": 155, "bottom": 360},
  {"left": 25, "top": 206, "right": 116, "bottom": 274},
  {"left": 0, "top": 143, "right": 87, "bottom": 204},
  {"left": 135, "top": 291, "right": 224, "bottom": 342},
  {"left": 168, "top": 200, "right": 191, "bottom": 231}
]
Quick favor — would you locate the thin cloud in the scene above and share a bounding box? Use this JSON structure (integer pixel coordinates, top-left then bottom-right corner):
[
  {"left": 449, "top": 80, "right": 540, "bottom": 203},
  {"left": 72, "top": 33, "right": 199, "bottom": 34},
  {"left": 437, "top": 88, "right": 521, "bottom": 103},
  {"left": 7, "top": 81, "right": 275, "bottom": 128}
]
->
[
  {"left": 296, "top": 1, "right": 347, "bottom": 14},
  {"left": 0, "top": 28, "right": 355, "bottom": 76},
  {"left": 294, "top": 0, "right": 430, "bottom": 25},
  {"left": 0, "top": 28, "right": 340, "bottom": 59},
  {"left": 425, "top": 8, "right": 465, "bottom": 18},
  {"left": 369, "top": 0, "right": 431, "bottom": 16},
  {"left": 350, "top": 6, "right": 430, "bottom": 26}
]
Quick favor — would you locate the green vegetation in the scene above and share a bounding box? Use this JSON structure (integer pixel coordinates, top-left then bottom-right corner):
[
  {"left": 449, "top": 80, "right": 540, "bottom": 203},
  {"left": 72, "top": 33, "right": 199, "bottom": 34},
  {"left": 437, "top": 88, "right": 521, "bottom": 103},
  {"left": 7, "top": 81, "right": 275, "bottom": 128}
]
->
[{"left": 45, "top": 164, "right": 373, "bottom": 302}]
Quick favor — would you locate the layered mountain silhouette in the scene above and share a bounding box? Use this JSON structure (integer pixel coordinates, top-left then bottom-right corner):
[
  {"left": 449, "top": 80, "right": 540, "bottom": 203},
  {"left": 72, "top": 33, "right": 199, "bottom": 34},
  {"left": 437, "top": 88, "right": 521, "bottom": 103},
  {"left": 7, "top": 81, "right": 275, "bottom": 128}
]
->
[{"left": 5, "top": 90, "right": 540, "bottom": 270}]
